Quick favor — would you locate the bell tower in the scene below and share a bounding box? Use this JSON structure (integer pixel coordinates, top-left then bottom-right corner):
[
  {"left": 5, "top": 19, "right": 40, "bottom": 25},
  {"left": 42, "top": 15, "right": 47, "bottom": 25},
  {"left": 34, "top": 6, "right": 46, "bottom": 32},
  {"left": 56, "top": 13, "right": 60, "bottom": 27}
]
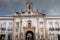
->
[{"left": 26, "top": 1, "right": 32, "bottom": 12}]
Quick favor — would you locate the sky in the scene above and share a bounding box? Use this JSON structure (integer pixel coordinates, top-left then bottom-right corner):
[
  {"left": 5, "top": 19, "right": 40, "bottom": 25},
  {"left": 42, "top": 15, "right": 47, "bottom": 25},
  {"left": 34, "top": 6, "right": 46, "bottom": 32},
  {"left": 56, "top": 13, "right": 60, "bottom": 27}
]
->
[{"left": 0, "top": 0, "right": 60, "bottom": 16}]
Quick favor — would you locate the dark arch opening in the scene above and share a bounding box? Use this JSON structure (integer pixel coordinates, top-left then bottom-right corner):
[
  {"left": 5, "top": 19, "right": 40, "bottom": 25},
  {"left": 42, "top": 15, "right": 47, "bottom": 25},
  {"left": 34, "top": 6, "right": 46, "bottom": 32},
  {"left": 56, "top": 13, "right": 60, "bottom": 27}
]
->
[{"left": 25, "top": 31, "right": 34, "bottom": 40}]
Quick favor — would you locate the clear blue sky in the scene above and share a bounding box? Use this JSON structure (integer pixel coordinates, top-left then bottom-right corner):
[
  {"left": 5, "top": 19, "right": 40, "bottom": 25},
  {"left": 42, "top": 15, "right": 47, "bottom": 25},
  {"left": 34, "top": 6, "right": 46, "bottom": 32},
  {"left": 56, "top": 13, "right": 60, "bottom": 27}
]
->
[{"left": 0, "top": 0, "right": 60, "bottom": 16}]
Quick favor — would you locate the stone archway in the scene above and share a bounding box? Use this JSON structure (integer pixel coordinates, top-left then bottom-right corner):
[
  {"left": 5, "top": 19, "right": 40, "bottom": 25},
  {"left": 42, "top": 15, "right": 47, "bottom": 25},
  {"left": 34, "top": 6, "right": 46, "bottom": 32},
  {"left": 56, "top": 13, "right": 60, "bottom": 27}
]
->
[{"left": 25, "top": 31, "right": 34, "bottom": 40}]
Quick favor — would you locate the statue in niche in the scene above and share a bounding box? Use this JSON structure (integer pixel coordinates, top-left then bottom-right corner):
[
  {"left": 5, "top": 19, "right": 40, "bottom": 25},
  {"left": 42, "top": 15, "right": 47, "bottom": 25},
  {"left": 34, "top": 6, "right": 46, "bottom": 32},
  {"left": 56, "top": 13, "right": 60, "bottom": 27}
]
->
[
  {"left": 28, "top": 23, "right": 31, "bottom": 28},
  {"left": 28, "top": 20, "right": 31, "bottom": 28}
]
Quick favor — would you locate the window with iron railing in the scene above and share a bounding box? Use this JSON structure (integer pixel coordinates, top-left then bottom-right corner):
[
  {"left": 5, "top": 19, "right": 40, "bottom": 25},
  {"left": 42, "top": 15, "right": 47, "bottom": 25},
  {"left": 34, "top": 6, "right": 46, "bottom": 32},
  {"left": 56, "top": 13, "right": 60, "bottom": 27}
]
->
[
  {"left": 1, "top": 22, "right": 6, "bottom": 31},
  {"left": 7, "top": 22, "right": 13, "bottom": 31},
  {"left": 9, "top": 22, "right": 13, "bottom": 27},
  {"left": 55, "top": 22, "right": 60, "bottom": 31},
  {"left": 39, "top": 22, "right": 44, "bottom": 29},
  {"left": 49, "top": 22, "right": 54, "bottom": 31},
  {"left": 1, "top": 28, "right": 6, "bottom": 31},
  {"left": 16, "top": 22, "right": 19, "bottom": 32}
]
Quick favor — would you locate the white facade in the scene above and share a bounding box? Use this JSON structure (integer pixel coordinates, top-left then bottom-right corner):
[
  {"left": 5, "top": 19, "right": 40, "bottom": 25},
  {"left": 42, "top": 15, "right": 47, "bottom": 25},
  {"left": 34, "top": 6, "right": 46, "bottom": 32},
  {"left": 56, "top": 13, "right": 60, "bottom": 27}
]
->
[
  {"left": 0, "top": 1, "right": 60, "bottom": 40},
  {"left": 0, "top": 16, "right": 60, "bottom": 40}
]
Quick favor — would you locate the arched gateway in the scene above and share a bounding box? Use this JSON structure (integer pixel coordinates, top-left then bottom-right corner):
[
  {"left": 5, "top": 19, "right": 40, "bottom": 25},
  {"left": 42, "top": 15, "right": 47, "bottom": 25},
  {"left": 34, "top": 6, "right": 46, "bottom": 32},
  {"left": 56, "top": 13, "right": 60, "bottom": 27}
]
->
[{"left": 25, "top": 31, "right": 34, "bottom": 40}]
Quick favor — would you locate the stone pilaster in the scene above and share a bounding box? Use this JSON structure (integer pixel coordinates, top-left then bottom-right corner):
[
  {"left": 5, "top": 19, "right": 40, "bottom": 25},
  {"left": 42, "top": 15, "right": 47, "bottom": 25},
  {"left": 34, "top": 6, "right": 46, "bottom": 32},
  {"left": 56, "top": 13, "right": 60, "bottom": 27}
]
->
[
  {"left": 43, "top": 16, "right": 49, "bottom": 40},
  {"left": 20, "top": 18, "right": 22, "bottom": 40},
  {"left": 37, "top": 18, "right": 40, "bottom": 40}
]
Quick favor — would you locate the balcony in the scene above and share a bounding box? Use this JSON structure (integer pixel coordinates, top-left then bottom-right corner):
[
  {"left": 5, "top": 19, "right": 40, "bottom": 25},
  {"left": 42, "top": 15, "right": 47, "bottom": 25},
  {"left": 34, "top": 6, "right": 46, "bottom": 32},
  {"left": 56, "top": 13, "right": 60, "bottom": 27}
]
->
[
  {"left": 49, "top": 28, "right": 60, "bottom": 31},
  {"left": 55, "top": 28, "right": 60, "bottom": 31},
  {"left": 0, "top": 28, "right": 6, "bottom": 31},
  {"left": 49, "top": 28, "right": 54, "bottom": 31}
]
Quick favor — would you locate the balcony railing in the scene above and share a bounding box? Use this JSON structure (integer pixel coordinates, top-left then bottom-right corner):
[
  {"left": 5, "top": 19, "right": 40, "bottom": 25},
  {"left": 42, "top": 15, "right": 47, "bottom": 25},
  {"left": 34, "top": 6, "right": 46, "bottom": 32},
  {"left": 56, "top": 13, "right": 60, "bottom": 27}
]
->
[
  {"left": 0, "top": 28, "right": 6, "bottom": 31},
  {"left": 49, "top": 28, "right": 54, "bottom": 31},
  {"left": 55, "top": 28, "right": 60, "bottom": 31},
  {"left": 49, "top": 28, "right": 60, "bottom": 31}
]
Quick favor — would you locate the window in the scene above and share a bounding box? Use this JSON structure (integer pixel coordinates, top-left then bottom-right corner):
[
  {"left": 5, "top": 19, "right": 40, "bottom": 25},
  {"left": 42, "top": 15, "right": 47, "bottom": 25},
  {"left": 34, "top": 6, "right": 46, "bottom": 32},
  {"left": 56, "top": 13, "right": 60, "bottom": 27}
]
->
[
  {"left": 16, "top": 22, "right": 19, "bottom": 32},
  {"left": 58, "top": 35, "right": 60, "bottom": 40},
  {"left": 49, "top": 34, "right": 54, "bottom": 40},
  {"left": 16, "top": 35, "right": 18, "bottom": 38},
  {"left": 49, "top": 34, "right": 57, "bottom": 40},
  {"left": 55, "top": 22, "right": 59, "bottom": 28},
  {"left": 1, "top": 28, "right": 6, "bottom": 31},
  {"left": 1, "top": 22, "right": 6, "bottom": 31},
  {"left": 49, "top": 22, "right": 53, "bottom": 28},
  {"left": 8, "top": 22, "right": 12, "bottom": 31},
  {"left": 9, "top": 22, "right": 13, "bottom": 27},
  {"left": 2, "top": 22, "right": 6, "bottom": 28},
  {"left": 49, "top": 22, "right": 54, "bottom": 31},
  {"left": 55, "top": 22, "right": 60, "bottom": 31},
  {"left": 40, "top": 22, "right": 44, "bottom": 29},
  {"left": 15, "top": 34, "right": 18, "bottom": 40},
  {"left": 40, "top": 34, "right": 45, "bottom": 40},
  {"left": 8, "top": 34, "right": 12, "bottom": 40}
]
